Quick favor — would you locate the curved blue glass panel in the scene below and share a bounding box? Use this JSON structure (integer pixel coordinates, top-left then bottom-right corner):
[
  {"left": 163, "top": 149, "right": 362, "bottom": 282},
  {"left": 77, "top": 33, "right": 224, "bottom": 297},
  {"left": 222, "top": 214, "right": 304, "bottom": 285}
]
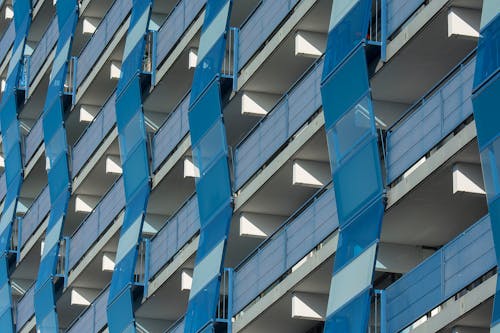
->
[
  {"left": 320, "top": 1, "right": 386, "bottom": 332},
  {"left": 183, "top": 1, "right": 234, "bottom": 332},
  {"left": 34, "top": 1, "right": 79, "bottom": 332},
  {"left": 0, "top": 1, "right": 32, "bottom": 331},
  {"left": 472, "top": 6, "right": 500, "bottom": 329},
  {"left": 106, "top": 1, "right": 153, "bottom": 332}
]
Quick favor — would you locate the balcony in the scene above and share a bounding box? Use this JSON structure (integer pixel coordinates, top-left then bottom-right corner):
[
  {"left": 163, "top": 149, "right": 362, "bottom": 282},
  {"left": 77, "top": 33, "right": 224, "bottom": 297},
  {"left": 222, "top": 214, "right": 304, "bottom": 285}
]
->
[
  {"left": 383, "top": 214, "right": 495, "bottom": 333},
  {"left": 67, "top": 178, "right": 124, "bottom": 271},
  {"left": 385, "top": 53, "right": 476, "bottom": 185},
  {"left": 232, "top": 184, "right": 337, "bottom": 314},
  {"left": 151, "top": 92, "right": 190, "bottom": 172},
  {"left": 233, "top": 57, "right": 323, "bottom": 190},
  {"left": 148, "top": 193, "right": 199, "bottom": 278}
]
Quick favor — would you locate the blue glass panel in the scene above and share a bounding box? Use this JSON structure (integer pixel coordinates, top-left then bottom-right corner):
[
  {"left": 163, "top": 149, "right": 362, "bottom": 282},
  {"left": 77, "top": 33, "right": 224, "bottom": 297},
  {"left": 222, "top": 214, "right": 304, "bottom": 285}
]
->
[
  {"left": 122, "top": 143, "right": 149, "bottom": 199},
  {"left": 196, "top": 204, "right": 232, "bottom": 256},
  {"left": 107, "top": 288, "right": 135, "bottom": 333},
  {"left": 0, "top": 310, "right": 14, "bottom": 332},
  {"left": 116, "top": 77, "right": 142, "bottom": 129},
  {"left": 48, "top": 156, "right": 70, "bottom": 201},
  {"left": 192, "top": 121, "right": 228, "bottom": 176},
  {"left": 121, "top": 110, "right": 147, "bottom": 159},
  {"left": 37, "top": 245, "right": 59, "bottom": 280},
  {"left": 489, "top": 198, "right": 500, "bottom": 263},
  {"left": 333, "top": 199, "right": 384, "bottom": 271},
  {"left": 43, "top": 100, "right": 64, "bottom": 143},
  {"left": 34, "top": 280, "right": 57, "bottom": 327},
  {"left": 2, "top": 121, "right": 20, "bottom": 158},
  {"left": 184, "top": 276, "right": 220, "bottom": 333},
  {"left": 333, "top": 139, "right": 383, "bottom": 223},
  {"left": 474, "top": 15, "right": 500, "bottom": 87},
  {"left": 45, "top": 126, "right": 68, "bottom": 166},
  {"left": 189, "top": 81, "right": 223, "bottom": 145},
  {"left": 324, "top": 288, "right": 371, "bottom": 333},
  {"left": 473, "top": 72, "right": 500, "bottom": 149},
  {"left": 321, "top": 46, "right": 370, "bottom": 127},
  {"left": 109, "top": 249, "right": 137, "bottom": 298},
  {"left": 323, "top": 0, "right": 371, "bottom": 77},
  {"left": 481, "top": 138, "right": 500, "bottom": 201},
  {"left": 331, "top": 94, "right": 374, "bottom": 164},
  {"left": 196, "top": 156, "right": 232, "bottom": 224}
]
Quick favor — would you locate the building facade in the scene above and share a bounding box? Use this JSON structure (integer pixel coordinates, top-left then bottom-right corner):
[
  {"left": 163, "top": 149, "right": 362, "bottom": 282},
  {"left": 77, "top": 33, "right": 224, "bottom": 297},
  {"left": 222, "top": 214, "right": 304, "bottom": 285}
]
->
[{"left": 0, "top": 0, "right": 497, "bottom": 332}]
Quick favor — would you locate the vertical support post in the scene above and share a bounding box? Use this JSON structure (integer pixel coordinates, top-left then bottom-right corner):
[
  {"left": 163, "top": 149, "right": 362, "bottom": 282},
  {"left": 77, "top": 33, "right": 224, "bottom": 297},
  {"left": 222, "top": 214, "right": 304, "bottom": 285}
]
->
[
  {"left": 72, "top": 56, "right": 78, "bottom": 105},
  {"left": 232, "top": 27, "right": 239, "bottom": 92},
  {"left": 380, "top": 0, "right": 387, "bottom": 61}
]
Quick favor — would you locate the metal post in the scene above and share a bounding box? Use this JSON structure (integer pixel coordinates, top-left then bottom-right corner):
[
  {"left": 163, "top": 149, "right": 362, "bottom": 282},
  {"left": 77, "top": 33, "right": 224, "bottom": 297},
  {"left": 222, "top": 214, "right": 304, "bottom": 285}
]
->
[
  {"left": 72, "top": 56, "right": 78, "bottom": 105},
  {"left": 227, "top": 268, "right": 234, "bottom": 333},
  {"left": 232, "top": 27, "right": 239, "bottom": 92},
  {"left": 380, "top": 0, "right": 387, "bottom": 61},
  {"left": 151, "top": 30, "right": 158, "bottom": 86},
  {"left": 16, "top": 216, "right": 22, "bottom": 263},
  {"left": 143, "top": 238, "right": 150, "bottom": 299},
  {"left": 64, "top": 236, "right": 71, "bottom": 288}
]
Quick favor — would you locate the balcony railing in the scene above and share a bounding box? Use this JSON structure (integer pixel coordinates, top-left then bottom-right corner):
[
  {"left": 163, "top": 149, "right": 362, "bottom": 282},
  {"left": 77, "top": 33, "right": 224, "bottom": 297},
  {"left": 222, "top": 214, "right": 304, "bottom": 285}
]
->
[
  {"left": 233, "top": 57, "right": 323, "bottom": 190},
  {"left": 15, "top": 283, "right": 35, "bottom": 332},
  {"left": 71, "top": 92, "right": 116, "bottom": 178},
  {"left": 233, "top": 184, "right": 338, "bottom": 314},
  {"left": 29, "top": 16, "right": 59, "bottom": 86},
  {"left": 76, "top": 0, "right": 132, "bottom": 87},
  {"left": 68, "top": 178, "right": 125, "bottom": 271},
  {"left": 238, "top": 0, "right": 300, "bottom": 71},
  {"left": 148, "top": 193, "right": 199, "bottom": 278},
  {"left": 23, "top": 115, "right": 43, "bottom": 166},
  {"left": 0, "top": 21, "right": 14, "bottom": 65},
  {"left": 386, "top": 0, "right": 425, "bottom": 37},
  {"left": 151, "top": 92, "right": 190, "bottom": 172},
  {"left": 382, "top": 215, "right": 495, "bottom": 333},
  {"left": 155, "top": 0, "right": 207, "bottom": 70},
  {"left": 19, "top": 186, "right": 50, "bottom": 250},
  {"left": 385, "top": 53, "right": 476, "bottom": 184},
  {"left": 0, "top": 173, "right": 6, "bottom": 203},
  {"left": 66, "top": 286, "right": 110, "bottom": 333}
]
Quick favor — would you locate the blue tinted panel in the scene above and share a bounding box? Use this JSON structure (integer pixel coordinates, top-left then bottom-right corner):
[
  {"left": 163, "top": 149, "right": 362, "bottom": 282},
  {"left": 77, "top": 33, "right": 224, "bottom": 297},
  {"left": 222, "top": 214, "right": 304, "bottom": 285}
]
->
[
  {"left": 473, "top": 73, "right": 500, "bottom": 149},
  {"left": 334, "top": 199, "right": 384, "bottom": 271},
  {"left": 196, "top": 204, "right": 232, "bottom": 256},
  {"left": 122, "top": 144, "right": 149, "bottom": 199},
  {"left": 321, "top": 46, "right": 370, "bottom": 127},
  {"left": 196, "top": 157, "right": 232, "bottom": 224},
  {"left": 474, "top": 15, "right": 499, "bottom": 87},
  {"left": 116, "top": 77, "right": 142, "bottom": 129},
  {"left": 189, "top": 81, "right": 222, "bottom": 145},
  {"left": 333, "top": 139, "right": 382, "bottom": 222},
  {"left": 107, "top": 288, "right": 135, "bottom": 333},
  {"left": 481, "top": 138, "right": 500, "bottom": 200},
  {"left": 323, "top": 0, "right": 371, "bottom": 76},
  {"left": 48, "top": 156, "right": 70, "bottom": 200},
  {"left": 331, "top": 94, "right": 374, "bottom": 164},
  {"left": 121, "top": 110, "right": 146, "bottom": 159},
  {"left": 324, "top": 288, "right": 371, "bottom": 333},
  {"left": 192, "top": 121, "right": 228, "bottom": 176},
  {"left": 184, "top": 277, "right": 220, "bottom": 333}
]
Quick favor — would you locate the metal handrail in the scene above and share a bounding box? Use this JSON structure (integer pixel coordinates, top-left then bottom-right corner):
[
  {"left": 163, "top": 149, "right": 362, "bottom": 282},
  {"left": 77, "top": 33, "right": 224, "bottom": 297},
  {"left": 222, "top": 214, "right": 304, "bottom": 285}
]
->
[
  {"left": 235, "top": 180, "right": 333, "bottom": 271},
  {"left": 234, "top": 55, "right": 325, "bottom": 152},
  {"left": 386, "top": 48, "right": 477, "bottom": 133}
]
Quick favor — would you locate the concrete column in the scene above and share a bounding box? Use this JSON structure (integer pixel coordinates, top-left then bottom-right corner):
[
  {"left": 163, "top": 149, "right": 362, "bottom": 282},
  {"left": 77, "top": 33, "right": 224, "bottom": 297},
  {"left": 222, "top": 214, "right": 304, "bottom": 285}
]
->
[
  {"left": 239, "top": 212, "right": 285, "bottom": 238},
  {"left": 79, "top": 104, "right": 100, "bottom": 123},
  {"left": 294, "top": 31, "right": 326, "bottom": 58},
  {"left": 241, "top": 91, "right": 280, "bottom": 116},
  {"left": 106, "top": 155, "right": 122, "bottom": 175},
  {"left": 292, "top": 159, "right": 330, "bottom": 188},
  {"left": 110, "top": 61, "right": 122, "bottom": 80},
  {"left": 183, "top": 156, "right": 199, "bottom": 178},
  {"left": 82, "top": 17, "right": 100, "bottom": 35},
  {"left": 448, "top": 7, "right": 481, "bottom": 39},
  {"left": 291, "top": 291, "right": 328, "bottom": 320},
  {"left": 75, "top": 194, "right": 100, "bottom": 213},
  {"left": 453, "top": 163, "right": 485, "bottom": 195},
  {"left": 181, "top": 268, "right": 193, "bottom": 291},
  {"left": 70, "top": 287, "right": 101, "bottom": 306}
]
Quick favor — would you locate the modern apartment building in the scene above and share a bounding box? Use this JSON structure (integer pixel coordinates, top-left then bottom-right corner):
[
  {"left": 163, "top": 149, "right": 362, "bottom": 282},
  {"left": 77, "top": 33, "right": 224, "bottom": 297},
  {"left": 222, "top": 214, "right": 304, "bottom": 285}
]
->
[{"left": 0, "top": 0, "right": 497, "bottom": 332}]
